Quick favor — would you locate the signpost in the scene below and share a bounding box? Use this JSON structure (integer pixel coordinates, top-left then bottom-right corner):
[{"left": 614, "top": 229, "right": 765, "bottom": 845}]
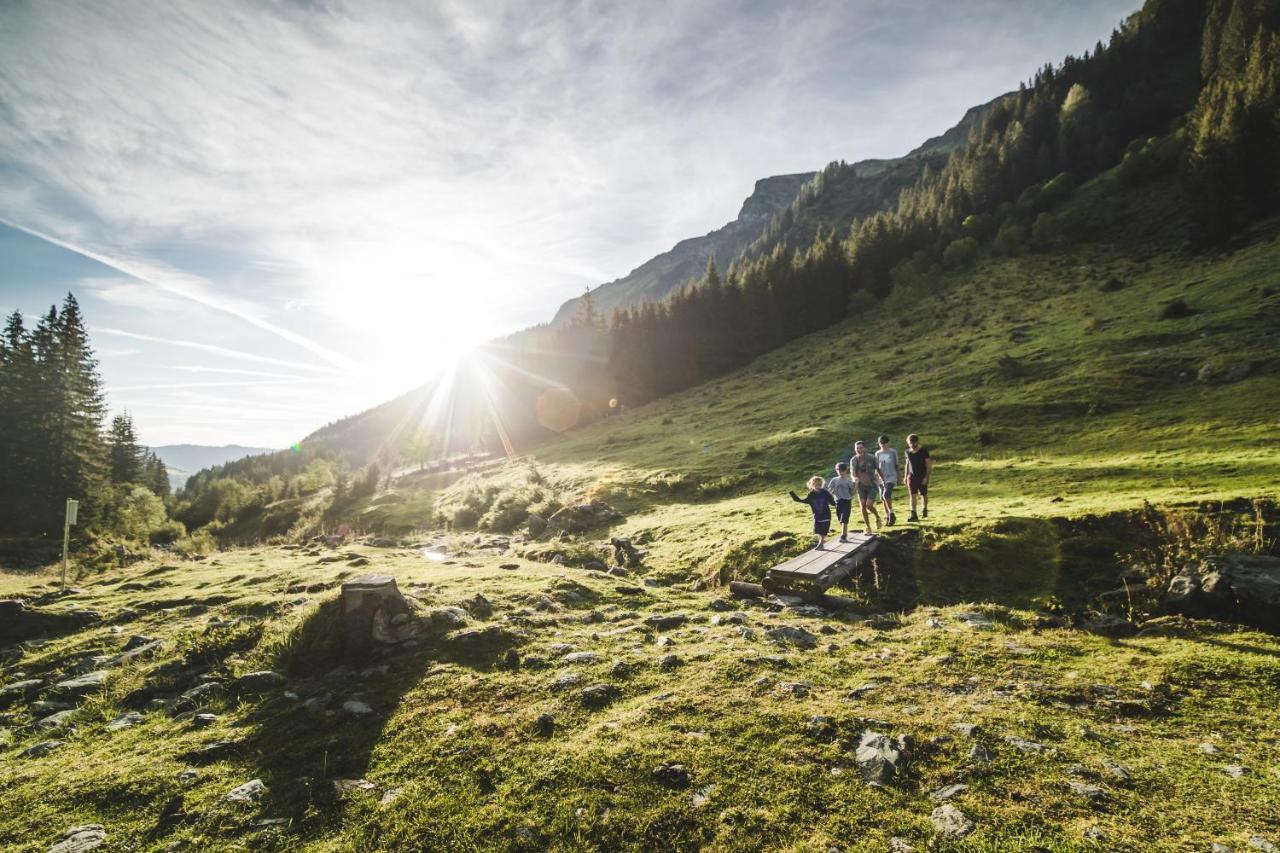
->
[{"left": 62, "top": 499, "right": 78, "bottom": 590}]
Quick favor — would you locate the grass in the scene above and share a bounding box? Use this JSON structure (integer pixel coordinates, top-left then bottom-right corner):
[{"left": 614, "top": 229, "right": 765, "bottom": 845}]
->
[{"left": 2, "top": 172, "right": 1279, "bottom": 850}]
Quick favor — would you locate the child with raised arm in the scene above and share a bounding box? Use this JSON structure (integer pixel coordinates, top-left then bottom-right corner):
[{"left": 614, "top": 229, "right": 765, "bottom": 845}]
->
[
  {"left": 827, "top": 461, "right": 856, "bottom": 543},
  {"left": 790, "top": 475, "right": 837, "bottom": 550}
]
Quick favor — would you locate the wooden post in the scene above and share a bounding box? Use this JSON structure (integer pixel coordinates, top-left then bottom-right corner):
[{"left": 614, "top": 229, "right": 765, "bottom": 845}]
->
[{"left": 61, "top": 499, "right": 78, "bottom": 590}]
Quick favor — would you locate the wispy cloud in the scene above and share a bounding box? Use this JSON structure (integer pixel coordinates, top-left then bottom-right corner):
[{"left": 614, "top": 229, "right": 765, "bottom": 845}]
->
[{"left": 95, "top": 329, "right": 341, "bottom": 374}]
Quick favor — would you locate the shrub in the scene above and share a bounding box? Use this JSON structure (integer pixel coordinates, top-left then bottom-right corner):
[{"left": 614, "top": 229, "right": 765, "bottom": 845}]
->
[
  {"left": 1160, "top": 298, "right": 1197, "bottom": 319},
  {"left": 942, "top": 237, "right": 980, "bottom": 269},
  {"left": 992, "top": 222, "right": 1028, "bottom": 256}
]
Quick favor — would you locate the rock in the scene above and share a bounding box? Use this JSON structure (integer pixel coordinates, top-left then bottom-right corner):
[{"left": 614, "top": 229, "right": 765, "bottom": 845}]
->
[
  {"left": 459, "top": 593, "right": 494, "bottom": 619},
  {"left": 550, "top": 673, "right": 583, "bottom": 692},
  {"left": 658, "top": 654, "right": 682, "bottom": 670},
  {"left": 332, "top": 778, "right": 377, "bottom": 794},
  {"left": 968, "top": 743, "right": 993, "bottom": 763},
  {"left": 953, "top": 611, "right": 994, "bottom": 630},
  {"left": 188, "top": 740, "right": 237, "bottom": 762},
  {"left": 1068, "top": 780, "right": 1107, "bottom": 802},
  {"left": 930, "top": 783, "right": 968, "bottom": 800},
  {"left": 193, "top": 713, "right": 218, "bottom": 728},
  {"left": 52, "top": 670, "right": 109, "bottom": 698},
  {"left": 223, "top": 778, "right": 266, "bottom": 803},
  {"left": 369, "top": 537, "right": 397, "bottom": 548},
  {"left": 1199, "top": 742, "right": 1222, "bottom": 755},
  {"left": 1081, "top": 613, "right": 1137, "bottom": 636},
  {"left": 105, "top": 712, "right": 144, "bottom": 731},
  {"left": 177, "top": 769, "right": 200, "bottom": 785},
  {"left": 765, "top": 625, "right": 818, "bottom": 649},
  {"left": 48, "top": 824, "right": 106, "bottom": 853},
  {"left": 175, "top": 682, "right": 224, "bottom": 710},
  {"left": 562, "top": 651, "right": 599, "bottom": 664},
  {"left": 806, "top": 715, "right": 836, "bottom": 739},
  {"left": 847, "top": 683, "right": 878, "bottom": 699},
  {"left": 342, "top": 700, "right": 373, "bottom": 715},
  {"left": 951, "top": 723, "right": 979, "bottom": 737},
  {"left": 348, "top": 557, "right": 371, "bottom": 567},
  {"left": 690, "top": 784, "right": 715, "bottom": 808},
  {"left": 30, "top": 700, "right": 72, "bottom": 715},
  {"left": 855, "top": 731, "right": 907, "bottom": 785},
  {"left": 776, "top": 681, "right": 811, "bottom": 697},
  {"left": 652, "top": 762, "right": 690, "bottom": 788},
  {"left": 708, "top": 598, "right": 733, "bottom": 612},
  {"left": 533, "top": 713, "right": 555, "bottom": 737},
  {"left": 655, "top": 635, "right": 674, "bottom": 647},
  {"left": 930, "top": 803, "right": 975, "bottom": 838},
  {"left": 426, "top": 607, "right": 470, "bottom": 633},
  {"left": 1249, "top": 837, "right": 1279, "bottom": 852},
  {"left": 1004, "top": 735, "right": 1048, "bottom": 753},
  {"left": 1167, "top": 553, "right": 1280, "bottom": 631},
  {"left": 122, "top": 634, "right": 157, "bottom": 651},
  {"left": 379, "top": 787, "right": 403, "bottom": 806},
  {"left": 445, "top": 625, "right": 522, "bottom": 655},
  {"left": 609, "top": 661, "right": 632, "bottom": 678},
  {"left": 0, "top": 678, "right": 44, "bottom": 708},
  {"left": 546, "top": 500, "right": 624, "bottom": 535},
  {"left": 581, "top": 683, "right": 619, "bottom": 708},
  {"left": 1224, "top": 764, "right": 1248, "bottom": 778},
  {"left": 925, "top": 617, "right": 945, "bottom": 628},
  {"left": 235, "top": 671, "right": 285, "bottom": 692},
  {"left": 34, "top": 709, "right": 76, "bottom": 731},
  {"left": 1101, "top": 758, "right": 1132, "bottom": 782},
  {"left": 645, "top": 613, "right": 687, "bottom": 631},
  {"left": 888, "top": 838, "right": 916, "bottom": 853},
  {"left": 22, "top": 739, "right": 64, "bottom": 758},
  {"left": 340, "top": 575, "right": 420, "bottom": 651}
]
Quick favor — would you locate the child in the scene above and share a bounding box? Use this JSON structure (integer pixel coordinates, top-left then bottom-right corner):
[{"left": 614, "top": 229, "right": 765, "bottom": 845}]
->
[
  {"left": 904, "top": 433, "right": 933, "bottom": 521},
  {"left": 827, "top": 462, "right": 855, "bottom": 542},
  {"left": 790, "top": 475, "right": 837, "bottom": 550}
]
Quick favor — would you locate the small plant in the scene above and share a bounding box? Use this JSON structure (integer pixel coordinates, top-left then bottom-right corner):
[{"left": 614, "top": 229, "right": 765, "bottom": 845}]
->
[{"left": 1160, "top": 298, "right": 1196, "bottom": 319}]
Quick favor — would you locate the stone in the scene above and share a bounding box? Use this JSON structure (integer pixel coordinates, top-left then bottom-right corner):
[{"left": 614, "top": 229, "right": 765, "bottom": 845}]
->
[
  {"left": 950, "top": 722, "right": 979, "bottom": 737},
  {"left": 659, "top": 654, "right": 682, "bottom": 671},
  {"left": 645, "top": 613, "right": 687, "bottom": 631},
  {"left": 379, "top": 788, "right": 403, "bottom": 806},
  {"left": 652, "top": 762, "right": 690, "bottom": 788},
  {"left": 1067, "top": 780, "right": 1107, "bottom": 802},
  {"left": 806, "top": 715, "right": 836, "bottom": 739},
  {"left": 1199, "top": 742, "right": 1221, "bottom": 755},
  {"left": 1101, "top": 758, "right": 1132, "bottom": 782},
  {"left": 1167, "top": 554, "right": 1280, "bottom": 631},
  {"left": 925, "top": 617, "right": 945, "bottom": 628},
  {"left": 1249, "top": 838, "right": 1279, "bottom": 852},
  {"left": 1004, "top": 735, "right": 1048, "bottom": 753},
  {"left": 52, "top": 670, "right": 109, "bottom": 698},
  {"left": 445, "top": 625, "right": 523, "bottom": 655},
  {"left": 1081, "top": 614, "right": 1137, "bottom": 636},
  {"left": 765, "top": 626, "right": 818, "bottom": 649},
  {"left": 562, "top": 651, "right": 599, "bottom": 664},
  {"left": 930, "top": 783, "right": 968, "bottom": 800},
  {"left": 235, "top": 671, "right": 286, "bottom": 692},
  {"left": 34, "top": 709, "right": 76, "bottom": 731},
  {"left": 189, "top": 740, "right": 237, "bottom": 762},
  {"left": 581, "top": 683, "right": 619, "bottom": 708},
  {"left": 609, "top": 661, "right": 632, "bottom": 678},
  {"left": 105, "top": 712, "right": 144, "bottom": 731},
  {"left": 953, "top": 612, "right": 994, "bottom": 630},
  {"left": 177, "top": 770, "right": 200, "bottom": 785},
  {"left": 930, "top": 803, "right": 975, "bottom": 838},
  {"left": 855, "top": 731, "right": 907, "bottom": 785},
  {"left": 426, "top": 607, "right": 470, "bottom": 633},
  {"left": 122, "top": 634, "right": 157, "bottom": 651},
  {"left": 777, "top": 681, "right": 811, "bottom": 697},
  {"left": 533, "top": 713, "right": 555, "bottom": 737},
  {"left": 550, "top": 673, "right": 583, "bottom": 692},
  {"left": 332, "top": 778, "right": 377, "bottom": 794},
  {"left": 48, "top": 824, "right": 106, "bottom": 853},
  {"left": 968, "top": 743, "right": 993, "bottom": 763},
  {"left": 369, "top": 537, "right": 397, "bottom": 548},
  {"left": 343, "top": 700, "right": 373, "bottom": 715},
  {"left": 847, "top": 683, "right": 878, "bottom": 699},
  {"left": 223, "top": 778, "right": 267, "bottom": 803},
  {"left": 0, "top": 678, "right": 44, "bottom": 708},
  {"left": 21, "top": 739, "right": 64, "bottom": 758},
  {"left": 193, "top": 713, "right": 218, "bottom": 728},
  {"left": 690, "top": 784, "right": 715, "bottom": 808},
  {"left": 888, "top": 838, "right": 916, "bottom": 852},
  {"left": 655, "top": 635, "right": 674, "bottom": 647},
  {"left": 1224, "top": 764, "right": 1248, "bottom": 778},
  {"left": 176, "top": 682, "right": 224, "bottom": 710},
  {"left": 340, "top": 575, "right": 420, "bottom": 651}
]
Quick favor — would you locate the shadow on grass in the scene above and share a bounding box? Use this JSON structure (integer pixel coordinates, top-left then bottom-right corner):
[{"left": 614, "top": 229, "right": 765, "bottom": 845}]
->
[{"left": 196, "top": 597, "right": 522, "bottom": 845}]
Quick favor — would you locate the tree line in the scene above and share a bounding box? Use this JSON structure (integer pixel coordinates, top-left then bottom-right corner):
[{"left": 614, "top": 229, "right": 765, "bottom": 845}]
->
[{"left": 0, "top": 295, "right": 176, "bottom": 543}]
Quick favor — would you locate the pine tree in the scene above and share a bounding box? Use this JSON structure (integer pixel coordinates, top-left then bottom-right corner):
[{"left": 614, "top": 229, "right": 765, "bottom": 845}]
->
[{"left": 108, "top": 412, "right": 143, "bottom": 484}]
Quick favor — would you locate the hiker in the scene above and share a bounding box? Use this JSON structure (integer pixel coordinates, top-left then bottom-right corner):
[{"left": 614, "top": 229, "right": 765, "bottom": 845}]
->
[
  {"left": 875, "top": 435, "right": 902, "bottom": 526},
  {"left": 827, "top": 461, "right": 856, "bottom": 542},
  {"left": 790, "top": 475, "right": 837, "bottom": 550},
  {"left": 905, "top": 433, "right": 933, "bottom": 521},
  {"left": 849, "top": 440, "right": 883, "bottom": 533}
]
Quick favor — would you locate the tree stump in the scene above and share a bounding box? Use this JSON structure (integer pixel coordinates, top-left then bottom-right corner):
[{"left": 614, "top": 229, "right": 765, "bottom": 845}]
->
[{"left": 339, "top": 575, "right": 419, "bottom": 652}]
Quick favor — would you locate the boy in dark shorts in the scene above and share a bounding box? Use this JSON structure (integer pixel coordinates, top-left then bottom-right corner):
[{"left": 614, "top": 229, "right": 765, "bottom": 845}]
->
[
  {"left": 790, "top": 475, "right": 837, "bottom": 550},
  {"left": 827, "top": 462, "right": 855, "bottom": 542},
  {"left": 849, "top": 440, "right": 883, "bottom": 533},
  {"left": 905, "top": 433, "right": 933, "bottom": 522}
]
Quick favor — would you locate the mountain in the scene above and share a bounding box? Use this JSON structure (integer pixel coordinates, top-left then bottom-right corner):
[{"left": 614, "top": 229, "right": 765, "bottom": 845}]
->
[
  {"left": 551, "top": 172, "right": 814, "bottom": 325},
  {"left": 553, "top": 92, "right": 1007, "bottom": 326},
  {"left": 151, "top": 444, "right": 276, "bottom": 490}
]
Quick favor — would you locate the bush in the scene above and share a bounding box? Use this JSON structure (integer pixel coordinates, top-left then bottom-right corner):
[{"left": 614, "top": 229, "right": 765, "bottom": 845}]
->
[
  {"left": 942, "top": 237, "right": 980, "bottom": 269},
  {"left": 1160, "top": 298, "right": 1197, "bottom": 319},
  {"left": 1031, "top": 212, "right": 1058, "bottom": 249},
  {"left": 992, "top": 222, "right": 1028, "bottom": 256}
]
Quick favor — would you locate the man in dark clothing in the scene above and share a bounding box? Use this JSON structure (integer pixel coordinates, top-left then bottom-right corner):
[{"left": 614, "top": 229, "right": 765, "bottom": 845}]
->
[
  {"left": 790, "top": 475, "right": 837, "bottom": 550},
  {"left": 905, "top": 433, "right": 933, "bottom": 522}
]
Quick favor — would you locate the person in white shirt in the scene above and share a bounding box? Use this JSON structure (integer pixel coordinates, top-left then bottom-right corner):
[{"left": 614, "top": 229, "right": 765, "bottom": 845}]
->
[{"left": 875, "top": 434, "right": 902, "bottom": 526}]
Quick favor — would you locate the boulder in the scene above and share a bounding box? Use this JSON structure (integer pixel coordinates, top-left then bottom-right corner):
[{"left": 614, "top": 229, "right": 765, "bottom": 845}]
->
[
  {"left": 765, "top": 625, "right": 818, "bottom": 649},
  {"left": 48, "top": 824, "right": 106, "bottom": 853},
  {"left": 34, "top": 709, "right": 76, "bottom": 732},
  {"left": 444, "top": 625, "right": 523, "bottom": 656},
  {"left": 223, "top": 778, "right": 267, "bottom": 803},
  {"left": 581, "top": 683, "right": 619, "bottom": 708},
  {"left": 52, "top": 670, "right": 109, "bottom": 698},
  {"left": 1165, "top": 553, "right": 1280, "bottom": 631},
  {"left": 0, "top": 678, "right": 43, "bottom": 709},
  {"left": 340, "top": 575, "right": 420, "bottom": 651},
  {"left": 855, "top": 731, "right": 907, "bottom": 785},
  {"left": 105, "top": 712, "right": 143, "bottom": 731},
  {"left": 234, "top": 671, "right": 286, "bottom": 693},
  {"left": 21, "top": 739, "right": 64, "bottom": 758},
  {"left": 644, "top": 613, "right": 687, "bottom": 631},
  {"left": 930, "top": 804, "right": 975, "bottom": 838}
]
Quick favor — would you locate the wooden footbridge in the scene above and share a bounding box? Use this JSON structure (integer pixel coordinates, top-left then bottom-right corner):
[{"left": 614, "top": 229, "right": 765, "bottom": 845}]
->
[{"left": 730, "top": 532, "right": 880, "bottom": 603}]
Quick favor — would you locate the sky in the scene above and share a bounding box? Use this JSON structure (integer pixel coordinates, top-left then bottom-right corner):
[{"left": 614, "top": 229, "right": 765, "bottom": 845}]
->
[{"left": 0, "top": 0, "right": 1139, "bottom": 447}]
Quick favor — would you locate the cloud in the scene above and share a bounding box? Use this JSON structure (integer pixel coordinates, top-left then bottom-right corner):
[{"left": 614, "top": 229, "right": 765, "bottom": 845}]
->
[{"left": 95, "top": 328, "right": 341, "bottom": 374}]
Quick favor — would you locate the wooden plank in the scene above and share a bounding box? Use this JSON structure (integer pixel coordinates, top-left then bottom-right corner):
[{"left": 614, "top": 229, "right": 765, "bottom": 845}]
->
[{"left": 769, "top": 536, "right": 876, "bottom": 580}]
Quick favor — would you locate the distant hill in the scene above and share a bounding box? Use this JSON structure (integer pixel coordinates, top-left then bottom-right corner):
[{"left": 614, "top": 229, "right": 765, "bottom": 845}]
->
[{"left": 151, "top": 444, "right": 276, "bottom": 490}]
